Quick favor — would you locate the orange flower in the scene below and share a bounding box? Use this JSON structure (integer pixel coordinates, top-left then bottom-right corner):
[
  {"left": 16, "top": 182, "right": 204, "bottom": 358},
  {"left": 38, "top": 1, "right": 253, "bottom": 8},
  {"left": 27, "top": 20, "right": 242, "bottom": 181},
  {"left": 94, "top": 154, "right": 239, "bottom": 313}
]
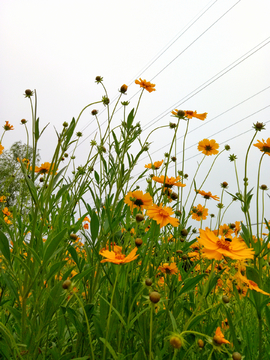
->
[
  {"left": 124, "top": 190, "right": 153, "bottom": 211},
  {"left": 253, "top": 138, "right": 270, "bottom": 156},
  {"left": 0, "top": 195, "right": 6, "bottom": 202},
  {"left": 83, "top": 223, "right": 89, "bottom": 229},
  {"left": 218, "top": 224, "right": 234, "bottom": 238},
  {"left": 2, "top": 207, "right": 11, "bottom": 216},
  {"left": 0, "top": 144, "right": 4, "bottom": 155},
  {"left": 3, "top": 121, "right": 14, "bottom": 131},
  {"left": 135, "top": 78, "right": 156, "bottom": 93},
  {"left": 100, "top": 247, "right": 139, "bottom": 264},
  {"left": 213, "top": 327, "right": 230, "bottom": 345},
  {"left": 196, "top": 190, "right": 219, "bottom": 201},
  {"left": 83, "top": 216, "right": 90, "bottom": 222},
  {"left": 184, "top": 110, "right": 207, "bottom": 120},
  {"left": 146, "top": 203, "right": 179, "bottom": 228},
  {"left": 152, "top": 175, "right": 186, "bottom": 188},
  {"left": 198, "top": 139, "right": 219, "bottom": 156},
  {"left": 159, "top": 262, "right": 178, "bottom": 275},
  {"left": 197, "top": 228, "right": 255, "bottom": 260},
  {"left": 234, "top": 270, "right": 270, "bottom": 296},
  {"left": 33, "top": 162, "right": 57, "bottom": 174},
  {"left": 145, "top": 160, "right": 163, "bottom": 170},
  {"left": 100, "top": 243, "right": 122, "bottom": 255},
  {"left": 191, "top": 204, "right": 208, "bottom": 221}
]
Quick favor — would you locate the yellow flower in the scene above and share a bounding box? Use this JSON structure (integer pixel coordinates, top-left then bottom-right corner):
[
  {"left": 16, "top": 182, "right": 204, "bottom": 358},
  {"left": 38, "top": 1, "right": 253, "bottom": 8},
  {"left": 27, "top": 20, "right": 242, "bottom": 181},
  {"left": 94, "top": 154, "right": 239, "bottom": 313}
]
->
[
  {"left": 234, "top": 270, "right": 270, "bottom": 296},
  {"left": 159, "top": 262, "right": 178, "bottom": 275},
  {"left": 0, "top": 195, "right": 6, "bottom": 202},
  {"left": 145, "top": 160, "right": 163, "bottom": 170},
  {"left": 33, "top": 162, "right": 57, "bottom": 174},
  {"left": 124, "top": 190, "right": 153, "bottom": 211},
  {"left": 198, "top": 139, "right": 219, "bottom": 156},
  {"left": 197, "top": 228, "right": 255, "bottom": 260},
  {"left": 146, "top": 203, "right": 179, "bottom": 228},
  {"left": 135, "top": 78, "right": 156, "bottom": 93},
  {"left": 191, "top": 204, "right": 208, "bottom": 221},
  {"left": 2, "top": 207, "right": 11, "bottom": 216},
  {"left": 152, "top": 175, "right": 186, "bottom": 188},
  {"left": 0, "top": 144, "right": 4, "bottom": 155},
  {"left": 196, "top": 190, "right": 219, "bottom": 201},
  {"left": 100, "top": 247, "right": 139, "bottom": 264},
  {"left": 253, "top": 138, "right": 270, "bottom": 156}
]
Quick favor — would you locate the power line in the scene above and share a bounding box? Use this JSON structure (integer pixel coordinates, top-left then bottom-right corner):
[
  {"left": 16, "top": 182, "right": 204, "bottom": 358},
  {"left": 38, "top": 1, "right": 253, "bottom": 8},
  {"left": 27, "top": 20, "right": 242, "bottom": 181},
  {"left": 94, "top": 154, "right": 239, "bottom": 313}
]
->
[
  {"left": 76, "top": 1, "right": 242, "bottom": 143},
  {"left": 81, "top": 118, "right": 270, "bottom": 205}
]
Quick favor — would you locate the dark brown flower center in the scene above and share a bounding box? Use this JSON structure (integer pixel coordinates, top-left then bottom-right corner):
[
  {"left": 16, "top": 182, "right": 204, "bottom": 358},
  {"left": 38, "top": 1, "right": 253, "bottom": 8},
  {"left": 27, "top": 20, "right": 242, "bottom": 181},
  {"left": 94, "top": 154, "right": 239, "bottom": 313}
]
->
[
  {"left": 205, "top": 145, "right": 212, "bottom": 151},
  {"left": 217, "top": 239, "right": 231, "bottom": 250},
  {"left": 134, "top": 199, "right": 144, "bottom": 206}
]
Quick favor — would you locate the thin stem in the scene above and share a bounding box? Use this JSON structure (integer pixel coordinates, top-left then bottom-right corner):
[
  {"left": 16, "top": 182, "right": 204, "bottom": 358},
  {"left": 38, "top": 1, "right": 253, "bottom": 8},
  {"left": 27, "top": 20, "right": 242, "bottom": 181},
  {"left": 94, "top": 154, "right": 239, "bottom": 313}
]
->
[
  {"left": 149, "top": 305, "right": 153, "bottom": 360},
  {"left": 256, "top": 154, "right": 265, "bottom": 241}
]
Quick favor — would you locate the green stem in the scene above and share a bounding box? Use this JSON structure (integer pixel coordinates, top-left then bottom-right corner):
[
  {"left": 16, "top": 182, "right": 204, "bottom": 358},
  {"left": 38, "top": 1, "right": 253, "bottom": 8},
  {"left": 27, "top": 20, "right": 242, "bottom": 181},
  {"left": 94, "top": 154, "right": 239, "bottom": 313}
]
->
[
  {"left": 256, "top": 154, "right": 264, "bottom": 242},
  {"left": 102, "top": 266, "right": 121, "bottom": 360},
  {"left": 149, "top": 305, "right": 153, "bottom": 360}
]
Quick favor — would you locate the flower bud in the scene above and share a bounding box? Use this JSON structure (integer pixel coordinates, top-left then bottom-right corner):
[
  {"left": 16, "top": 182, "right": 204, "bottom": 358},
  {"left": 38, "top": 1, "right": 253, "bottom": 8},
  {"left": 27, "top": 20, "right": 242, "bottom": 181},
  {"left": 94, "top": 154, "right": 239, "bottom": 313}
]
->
[
  {"left": 120, "top": 84, "right": 128, "bottom": 93},
  {"left": 70, "top": 233, "right": 78, "bottom": 241},
  {"left": 149, "top": 291, "right": 161, "bottom": 303},
  {"left": 62, "top": 279, "right": 71, "bottom": 289},
  {"left": 181, "top": 229, "right": 188, "bottom": 237},
  {"left": 136, "top": 214, "right": 144, "bottom": 222},
  {"left": 169, "top": 336, "right": 182, "bottom": 349},
  {"left": 232, "top": 352, "right": 242, "bottom": 360},
  {"left": 145, "top": 278, "right": 152, "bottom": 286},
  {"left": 91, "top": 109, "right": 98, "bottom": 115},
  {"left": 197, "top": 339, "right": 204, "bottom": 348},
  {"left": 135, "top": 238, "right": 143, "bottom": 247},
  {"left": 21, "top": 119, "right": 27, "bottom": 124},
  {"left": 222, "top": 295, "right": 230, "bottom": 303},
  {"left": 24, "top": 89, "right": 33, "bottom": 97}
]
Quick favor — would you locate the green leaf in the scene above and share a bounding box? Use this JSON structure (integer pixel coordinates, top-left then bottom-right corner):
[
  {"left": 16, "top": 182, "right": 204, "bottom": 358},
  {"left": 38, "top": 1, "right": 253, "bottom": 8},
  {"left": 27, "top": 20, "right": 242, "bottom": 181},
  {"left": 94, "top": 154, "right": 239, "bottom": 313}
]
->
[
  {"left": 179, "top": 274, "right": 206, "bottom": 296},
  {"left": 1, "top": 273, "right": 19, "bottom": 301},
  {"left": 126, "top": 109, "right": 134, "bottom": 129},
  {"left": 72, "top": 265, "right": 95, "bottom": 283},
  {"left": 94, "top": 171, "right": 99, "bottom": 184},
  {"left": 90, "top": 211, "right": 99, "bottom": 241},
  {"left": 225, "top": 308, "right": 241, "bottom": 351},
  {"left": 46, "top": 261, "right": 67, "bottom": 282},
  {"left": 99, "top": 294, "right": 126, "bottom": 327},
  {"left": 35, "top": 117, "right": 40, "bottom": 140},
  {"left": 0, "top": 230, "right": 11, "bottom": 264},
  {"left": 43, "top": 228, "right": 67, "bottom": 264},
  {"left": 169, "top": 311, "right": 178, "bottom": 332},
  {"left": 99, "top": 337, "right": 118, "bottom": 360}
]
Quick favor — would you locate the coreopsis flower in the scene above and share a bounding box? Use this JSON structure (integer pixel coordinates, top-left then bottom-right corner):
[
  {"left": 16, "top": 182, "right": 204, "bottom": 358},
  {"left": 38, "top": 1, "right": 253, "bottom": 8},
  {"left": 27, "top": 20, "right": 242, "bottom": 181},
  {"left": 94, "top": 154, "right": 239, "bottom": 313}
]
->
[
  {"left": 184, "top": 110, "right": 207, "bottom": 120},
  {"left": 234, "top": 270, "right": 270, "bottom": 296},
  {"left": 33, "top": 162, "right": 57, "bottom": 174},
  {"left": 253, "top": 138, "right": 270, "bottom": 156},
  {"left": 135, "top": 78, "right": 156, "bottom": 93},
  {"left": 159, "top": 262, "right": 178, "bottom": 275},
  {"left": 196, "top": 190, "right": 219, "bottom": 201},
  {"left": 146, "top": 203, "right": 179, "bottom": 228},
  {"left": 152, "top": 175, "right": 186, "bottom": 188},
  {"left": 2, "top": 207, "right": 11, "bottom": 216},
  {"left": 100, "top": 247, "right": 139, "bottom": 264},
  {"left": 0, "top": 144, "right": 4, "bottom": 155},
  {"left": 198, "top": 139, "right": 219, "bottom": 156},
  {"left": 83, "top": 216, "right": 90, "bottom": 222},
  {"left": 145, "top": 160, "right": 163, "bottom": 170},
  {"left": 197, "top": 228, "right": 255, "bottom": 260},
  {"left": 191, "top": 204, "right": 208, "bottom": 221},
  {"left": 83, "top": 223, "right": 89, "bottom": 229},
  {"left": 3, "top": 121, "right": 14, "bottom": 131},
  {"left": 100, "top": 243, "right": 122, "bottom": 255},
  {"left": 213, "top": 327, "right": 230, "bottom": 345},
  {"left": 124, "top": 190, "right": 153, "bottom": 211},
  {"left": 218, "top": 224, "right": 234, "bottom": 238},
  {"left": 0, "top": 195, "right": 6, "bottom": 202}
]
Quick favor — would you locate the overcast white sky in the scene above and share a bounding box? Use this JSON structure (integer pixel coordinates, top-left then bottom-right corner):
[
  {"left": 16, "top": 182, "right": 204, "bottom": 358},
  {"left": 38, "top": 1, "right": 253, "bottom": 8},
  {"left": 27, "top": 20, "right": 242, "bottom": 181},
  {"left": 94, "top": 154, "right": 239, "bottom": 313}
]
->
[{"left": 1, "top": 0, "right": 269, "bottom": 229}]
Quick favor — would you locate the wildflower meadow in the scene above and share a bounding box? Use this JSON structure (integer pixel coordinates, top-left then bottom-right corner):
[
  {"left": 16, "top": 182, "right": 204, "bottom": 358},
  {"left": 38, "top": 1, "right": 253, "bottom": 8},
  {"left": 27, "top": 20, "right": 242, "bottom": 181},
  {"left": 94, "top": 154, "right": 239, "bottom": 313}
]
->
[{"left": 0, "top": 77, "right": 270, "bottom": 360}]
